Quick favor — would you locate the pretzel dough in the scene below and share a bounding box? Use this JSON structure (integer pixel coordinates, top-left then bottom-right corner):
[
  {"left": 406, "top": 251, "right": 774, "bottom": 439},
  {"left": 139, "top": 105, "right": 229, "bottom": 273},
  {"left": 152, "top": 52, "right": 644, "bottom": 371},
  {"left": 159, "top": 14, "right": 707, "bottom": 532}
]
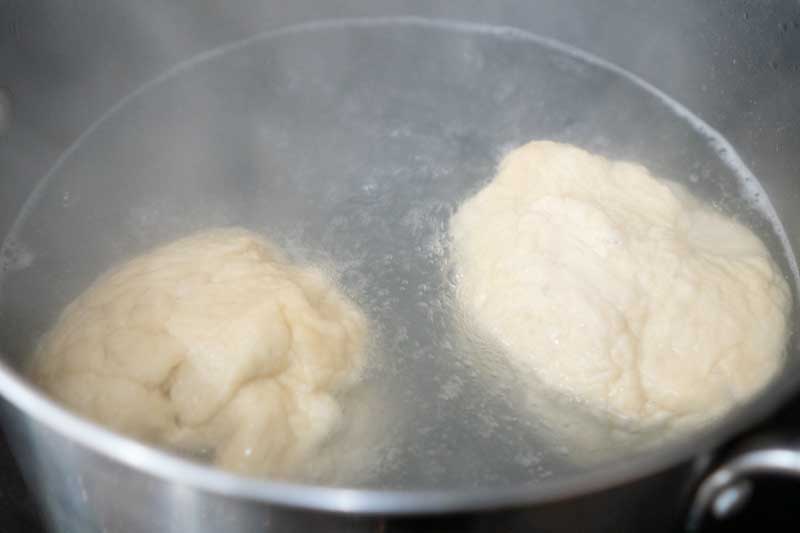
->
[
  {"left": 32, "top": 228, "right": 366, "bottom": 475},
  {"left": 451, "top": 141, "right": 790, "bottom": 428}
]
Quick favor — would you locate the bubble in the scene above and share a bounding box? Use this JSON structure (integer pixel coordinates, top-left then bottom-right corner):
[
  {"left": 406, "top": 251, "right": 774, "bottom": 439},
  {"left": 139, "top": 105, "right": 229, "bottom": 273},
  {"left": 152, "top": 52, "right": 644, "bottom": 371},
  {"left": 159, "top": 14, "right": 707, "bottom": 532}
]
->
[
  {"left": 0, "top": 240, "right": 35, "bottom": 274},
  {"left": 438, "top": 376, "right": 464, "bottom": 401},
  {"left": 61, "top": 191, "right": 76, "bottom": 208}
]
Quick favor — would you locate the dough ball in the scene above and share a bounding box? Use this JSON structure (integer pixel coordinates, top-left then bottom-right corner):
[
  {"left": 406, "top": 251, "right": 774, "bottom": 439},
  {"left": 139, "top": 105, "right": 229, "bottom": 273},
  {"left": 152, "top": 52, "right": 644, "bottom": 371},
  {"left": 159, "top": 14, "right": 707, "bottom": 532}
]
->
[
  {"left": 450, "top": 141, "right": 791, "bottom": 429},
  {"left": 31, "top": 227, "right": 366, "bottom": 476}
]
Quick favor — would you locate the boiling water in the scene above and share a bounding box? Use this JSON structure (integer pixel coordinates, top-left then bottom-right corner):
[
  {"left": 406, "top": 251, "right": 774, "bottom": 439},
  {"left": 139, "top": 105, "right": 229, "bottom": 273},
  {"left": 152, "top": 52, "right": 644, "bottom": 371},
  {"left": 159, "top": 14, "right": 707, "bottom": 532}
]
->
[{"left": 0, "top": 18, "right": 795, "bottom": 489}]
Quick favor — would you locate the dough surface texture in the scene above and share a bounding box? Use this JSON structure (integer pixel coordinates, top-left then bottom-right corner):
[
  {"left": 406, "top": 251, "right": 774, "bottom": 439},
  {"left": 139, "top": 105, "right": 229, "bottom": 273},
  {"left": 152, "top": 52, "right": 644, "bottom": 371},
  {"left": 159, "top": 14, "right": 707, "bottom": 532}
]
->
[
  {"left": 32, "top": 227, "right": 366, "bottom": 475},
  {"left": 450, "top": 141, "right": 791, "bottom": 428}
]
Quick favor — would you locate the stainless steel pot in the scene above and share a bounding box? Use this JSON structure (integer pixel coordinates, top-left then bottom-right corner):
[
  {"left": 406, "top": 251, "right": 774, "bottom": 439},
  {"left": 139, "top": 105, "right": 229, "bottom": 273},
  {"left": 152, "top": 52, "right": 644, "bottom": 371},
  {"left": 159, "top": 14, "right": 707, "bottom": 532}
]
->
[{"left": 2, "top": 1, "right": 800, "bottom": 532}]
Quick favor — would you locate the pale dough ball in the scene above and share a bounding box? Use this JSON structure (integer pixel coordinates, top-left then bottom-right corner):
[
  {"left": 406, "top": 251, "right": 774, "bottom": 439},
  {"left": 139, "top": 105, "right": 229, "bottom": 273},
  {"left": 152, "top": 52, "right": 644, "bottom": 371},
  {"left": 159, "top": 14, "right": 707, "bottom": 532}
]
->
[
  {"left": 450, "top": 141, "right": 791, "bottom": 429},
  {"left": 32, "top": 227, "right": 366, "bottom": 475}
]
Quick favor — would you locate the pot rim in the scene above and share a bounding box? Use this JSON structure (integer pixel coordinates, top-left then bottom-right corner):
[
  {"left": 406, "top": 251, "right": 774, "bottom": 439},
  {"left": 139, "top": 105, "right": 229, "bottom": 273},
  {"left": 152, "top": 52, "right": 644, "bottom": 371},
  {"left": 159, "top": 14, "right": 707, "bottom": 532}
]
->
[{"left": 0, "top": 357, "right": 794, "bottom": 514}]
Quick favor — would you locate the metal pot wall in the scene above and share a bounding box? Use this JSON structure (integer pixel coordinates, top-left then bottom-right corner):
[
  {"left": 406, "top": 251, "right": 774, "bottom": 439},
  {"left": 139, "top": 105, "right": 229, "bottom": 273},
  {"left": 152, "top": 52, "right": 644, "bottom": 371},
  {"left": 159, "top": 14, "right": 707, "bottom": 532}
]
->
[{"left": 2, "top": 1, "right": 800, "bottom": 532}]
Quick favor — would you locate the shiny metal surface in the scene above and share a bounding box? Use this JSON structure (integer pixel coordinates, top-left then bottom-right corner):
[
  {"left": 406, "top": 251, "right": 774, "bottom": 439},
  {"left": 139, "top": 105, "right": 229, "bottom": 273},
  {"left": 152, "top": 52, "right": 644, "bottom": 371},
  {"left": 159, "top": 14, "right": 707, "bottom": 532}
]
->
[
  {"left": 1, "top": 1, "right": 800, "bottom": 532},
  {"left": 2, "top": 397, "right": 693, "bottom": 533},
  {"left": 687, "top": 436, "right": 800, "bottom": 531}
]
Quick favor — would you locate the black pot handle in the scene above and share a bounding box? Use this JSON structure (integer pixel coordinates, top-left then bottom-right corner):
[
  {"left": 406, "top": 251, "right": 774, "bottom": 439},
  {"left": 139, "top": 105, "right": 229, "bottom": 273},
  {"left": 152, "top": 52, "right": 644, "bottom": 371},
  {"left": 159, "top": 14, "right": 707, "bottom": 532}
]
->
[{"left": 686, "top": 438, "right": 800, "bottom": 531}]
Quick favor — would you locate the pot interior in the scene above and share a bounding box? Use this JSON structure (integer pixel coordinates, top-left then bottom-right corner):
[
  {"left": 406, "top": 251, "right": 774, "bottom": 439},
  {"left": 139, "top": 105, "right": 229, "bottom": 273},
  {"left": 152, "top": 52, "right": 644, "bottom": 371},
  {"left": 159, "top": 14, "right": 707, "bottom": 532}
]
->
[{"left": 0, "top": 18, "right": 797, "bottom": 491}]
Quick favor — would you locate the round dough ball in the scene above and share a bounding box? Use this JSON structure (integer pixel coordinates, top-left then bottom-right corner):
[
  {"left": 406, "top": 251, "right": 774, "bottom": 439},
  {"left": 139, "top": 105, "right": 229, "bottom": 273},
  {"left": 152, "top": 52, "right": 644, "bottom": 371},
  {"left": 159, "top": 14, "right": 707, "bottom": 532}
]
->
[
  {"left": 450, "top": 141, "right": 791, "bottom": 429},
  {"left": 32, "top": 227, "right": 366, "bottom": 476}
]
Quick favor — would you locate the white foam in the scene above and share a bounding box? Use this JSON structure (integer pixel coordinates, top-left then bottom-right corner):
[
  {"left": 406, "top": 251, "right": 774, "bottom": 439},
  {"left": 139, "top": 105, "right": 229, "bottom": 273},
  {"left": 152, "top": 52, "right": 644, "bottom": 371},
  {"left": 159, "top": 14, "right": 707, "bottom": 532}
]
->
[{"left": 0, "top": 239, "right": 34, "bottom": 273}]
